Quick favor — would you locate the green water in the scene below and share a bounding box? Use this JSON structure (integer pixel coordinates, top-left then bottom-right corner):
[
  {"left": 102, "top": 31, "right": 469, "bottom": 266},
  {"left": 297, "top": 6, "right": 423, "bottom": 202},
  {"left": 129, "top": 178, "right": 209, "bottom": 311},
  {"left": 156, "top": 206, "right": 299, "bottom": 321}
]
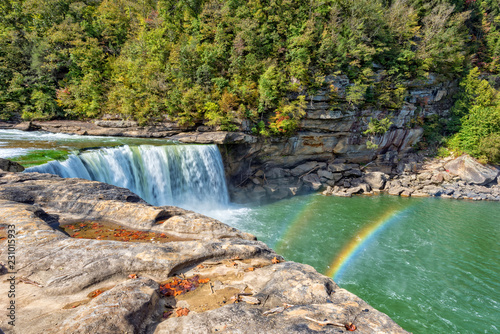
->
[
  {"left": 0, "top": 129, "right": 172, "bottom": 167},
  {"left": 227, "top": 194, "right": 499, "bottom": 334}
]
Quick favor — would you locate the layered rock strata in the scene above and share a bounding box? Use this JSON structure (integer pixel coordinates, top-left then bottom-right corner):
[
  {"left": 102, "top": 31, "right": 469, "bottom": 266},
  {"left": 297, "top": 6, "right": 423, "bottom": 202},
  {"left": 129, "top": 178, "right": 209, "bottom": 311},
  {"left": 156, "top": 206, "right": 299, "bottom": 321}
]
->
[
  {"left": 0, "top": 171, "right": 408, "bottom": 334},
  {"left": 0, "top": 73, "right": 460, "bottom": 204}
]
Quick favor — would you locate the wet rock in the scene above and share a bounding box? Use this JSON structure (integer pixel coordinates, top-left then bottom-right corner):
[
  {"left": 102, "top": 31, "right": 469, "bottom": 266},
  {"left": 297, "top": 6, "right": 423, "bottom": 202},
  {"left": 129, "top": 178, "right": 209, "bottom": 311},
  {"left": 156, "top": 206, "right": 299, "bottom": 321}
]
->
[
  {"left": 302, "top": 173, "right": 323, "bottom": 191},
  {"left": 251, "top": 177, "right": 264, "bottom": 185},
  {"left": 0, "top": 158, "right": 25, "bottom": 172},
  {"left": 411, "top": 191, "right": 429, "bottom": 197},
  {"left": 444, "top": 155, "right": 499, "bottom": 185},
  {"left": 363, "top": 172, "right": 387, "bottom": 190},
  {"left": 252, "top": 185, "right": 267, "bottom": 200}
]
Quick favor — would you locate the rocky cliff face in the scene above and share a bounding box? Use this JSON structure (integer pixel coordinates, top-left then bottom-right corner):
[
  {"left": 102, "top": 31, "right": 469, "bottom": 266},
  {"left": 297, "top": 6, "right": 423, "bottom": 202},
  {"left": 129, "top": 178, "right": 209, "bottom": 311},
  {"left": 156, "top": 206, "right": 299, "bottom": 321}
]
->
[
  {"left": 0, "top": 171, "right": 408, "bottom": 334},
  {"left": 0, "top": 73, "right": 458, "bottom": 203},
  {"left": 223, "top": 74, "right": 458, "bottom": 202}
]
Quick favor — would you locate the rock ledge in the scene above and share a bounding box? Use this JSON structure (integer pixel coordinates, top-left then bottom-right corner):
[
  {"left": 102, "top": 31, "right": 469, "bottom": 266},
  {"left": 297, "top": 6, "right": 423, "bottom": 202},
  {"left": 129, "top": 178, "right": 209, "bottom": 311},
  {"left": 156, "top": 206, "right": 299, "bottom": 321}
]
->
[{"left": 0, "top": 171, "right": 408, "bottom": 334}]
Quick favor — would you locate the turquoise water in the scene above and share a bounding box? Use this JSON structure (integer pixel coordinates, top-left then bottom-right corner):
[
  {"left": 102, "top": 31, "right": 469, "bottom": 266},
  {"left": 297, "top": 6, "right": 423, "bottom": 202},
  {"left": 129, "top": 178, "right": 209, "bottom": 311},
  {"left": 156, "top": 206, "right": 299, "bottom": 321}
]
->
[{"left": 226, "top": 194, "right": 500, "bottom": 334}]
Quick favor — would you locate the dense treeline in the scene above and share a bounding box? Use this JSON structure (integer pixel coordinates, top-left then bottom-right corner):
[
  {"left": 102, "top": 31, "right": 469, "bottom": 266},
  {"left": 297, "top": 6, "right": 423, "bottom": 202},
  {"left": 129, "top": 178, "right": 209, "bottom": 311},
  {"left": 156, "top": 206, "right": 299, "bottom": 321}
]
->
[{"left": 1, "top": 0, "right": 500, "bottom": 161}]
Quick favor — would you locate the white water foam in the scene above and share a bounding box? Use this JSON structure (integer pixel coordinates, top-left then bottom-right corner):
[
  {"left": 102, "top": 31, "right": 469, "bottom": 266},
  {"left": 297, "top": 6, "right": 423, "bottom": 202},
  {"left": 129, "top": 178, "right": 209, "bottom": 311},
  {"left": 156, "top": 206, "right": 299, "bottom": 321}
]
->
[{"left": 26, "top": 144, "right": 230, "bottom": 212}]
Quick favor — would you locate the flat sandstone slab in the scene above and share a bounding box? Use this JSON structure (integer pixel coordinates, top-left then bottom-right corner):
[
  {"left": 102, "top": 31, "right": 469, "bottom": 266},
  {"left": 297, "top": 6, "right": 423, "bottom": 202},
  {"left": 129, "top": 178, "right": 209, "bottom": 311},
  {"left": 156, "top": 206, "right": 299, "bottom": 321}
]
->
[{"left": 0, "top": 171, "right": 408, "bottom": 334}]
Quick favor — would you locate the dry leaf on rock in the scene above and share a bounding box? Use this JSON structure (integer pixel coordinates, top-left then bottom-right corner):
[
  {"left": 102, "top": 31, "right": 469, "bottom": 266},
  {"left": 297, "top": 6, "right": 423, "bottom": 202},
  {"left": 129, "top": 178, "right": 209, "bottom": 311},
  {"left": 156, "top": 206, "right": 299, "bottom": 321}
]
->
[{"left": 175, "top": 307, "right": 190, "bottom": 317}]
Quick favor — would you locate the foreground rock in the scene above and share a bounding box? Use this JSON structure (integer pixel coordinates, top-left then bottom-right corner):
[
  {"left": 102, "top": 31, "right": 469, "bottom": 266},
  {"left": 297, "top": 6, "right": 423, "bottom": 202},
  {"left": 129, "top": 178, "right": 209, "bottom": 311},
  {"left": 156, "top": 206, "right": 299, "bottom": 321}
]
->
[{"left": 0, "top": 172, "right": 408, "bottom": 334}]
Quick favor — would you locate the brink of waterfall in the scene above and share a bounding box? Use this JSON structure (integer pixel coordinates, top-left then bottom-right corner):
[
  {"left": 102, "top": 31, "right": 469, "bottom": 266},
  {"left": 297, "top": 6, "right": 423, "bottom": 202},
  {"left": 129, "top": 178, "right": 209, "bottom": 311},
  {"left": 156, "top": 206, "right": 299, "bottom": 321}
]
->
[{"left": 26, "top": 144, "right": 229, "bottom": 211}]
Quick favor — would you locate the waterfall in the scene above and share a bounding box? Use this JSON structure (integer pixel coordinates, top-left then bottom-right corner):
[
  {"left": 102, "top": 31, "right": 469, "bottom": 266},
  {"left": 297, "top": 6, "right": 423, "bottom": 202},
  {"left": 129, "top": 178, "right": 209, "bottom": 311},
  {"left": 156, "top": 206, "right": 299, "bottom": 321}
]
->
[{"left": 25, "top": 144, "right": 230, "bottom": 210}]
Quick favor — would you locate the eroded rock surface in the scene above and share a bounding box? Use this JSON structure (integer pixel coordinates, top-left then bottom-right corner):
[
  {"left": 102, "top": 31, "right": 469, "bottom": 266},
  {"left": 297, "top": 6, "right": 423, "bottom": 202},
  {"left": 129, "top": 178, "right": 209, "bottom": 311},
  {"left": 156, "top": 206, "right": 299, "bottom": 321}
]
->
[{"left": 0, "top": 172, "right": 408, "bottom": 334}]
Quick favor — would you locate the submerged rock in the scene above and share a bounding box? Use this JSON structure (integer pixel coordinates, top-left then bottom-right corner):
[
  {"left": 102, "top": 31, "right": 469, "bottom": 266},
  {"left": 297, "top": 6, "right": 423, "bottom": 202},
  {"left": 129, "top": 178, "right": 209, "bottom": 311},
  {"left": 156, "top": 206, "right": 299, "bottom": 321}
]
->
[{"left": 0, "top": 172, "right": 408, "bottom": 334}]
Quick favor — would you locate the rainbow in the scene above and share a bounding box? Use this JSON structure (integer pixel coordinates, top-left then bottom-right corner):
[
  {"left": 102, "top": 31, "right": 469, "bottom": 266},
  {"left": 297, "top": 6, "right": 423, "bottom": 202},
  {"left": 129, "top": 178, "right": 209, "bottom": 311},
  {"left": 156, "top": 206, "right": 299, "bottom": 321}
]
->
[
  {"left": 273, "top": 195, "right": 319, "bottom": 252},
  {"left": 326, "top": 207, "right": 410, "bottom": 281}
]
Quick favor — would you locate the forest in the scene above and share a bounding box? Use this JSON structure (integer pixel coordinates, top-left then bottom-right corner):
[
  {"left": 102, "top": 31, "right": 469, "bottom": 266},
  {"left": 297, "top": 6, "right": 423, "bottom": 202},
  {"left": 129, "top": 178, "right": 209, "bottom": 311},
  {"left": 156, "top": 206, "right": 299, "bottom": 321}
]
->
[{"left": 1, "top": 0, "right": 499, "bottom": 162}]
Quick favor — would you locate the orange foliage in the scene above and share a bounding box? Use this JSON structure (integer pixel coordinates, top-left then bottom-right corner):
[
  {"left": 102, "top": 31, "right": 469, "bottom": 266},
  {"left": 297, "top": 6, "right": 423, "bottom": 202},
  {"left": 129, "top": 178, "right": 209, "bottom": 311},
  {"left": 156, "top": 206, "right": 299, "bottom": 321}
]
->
[{"left": 159, "top": 275, "right": 210, "bottom": 297}]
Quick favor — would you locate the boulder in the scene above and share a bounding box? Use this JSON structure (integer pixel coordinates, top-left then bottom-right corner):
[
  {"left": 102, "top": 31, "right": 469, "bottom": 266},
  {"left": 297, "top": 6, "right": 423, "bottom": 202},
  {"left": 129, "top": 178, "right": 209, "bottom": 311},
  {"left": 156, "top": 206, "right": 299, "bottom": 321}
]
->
[
  {"left": 0, "top": 158, "right": 25, "bottom": 172},
  {"left": 422, "top": 185, "right": 443, "bottom": 196},
  {"left": 400, "top": 189, "right": 414, "bottom": 197},
  {"left": 363, "top": 172, "right": 387, "bottom": 190},
  {"left": 388, "top": 186, "right": 406, "bottom": 196},
  {"left": 318, "top": 169, "right": 334, "bottom": 179},
  {"left": 417, "top": 172, "right": 433, "bottom": 182},
  {"left": 14, "top": 121, "right": 37, "bottom": 131},
  {"left": 430, "top": 173, "right": 444, "bottom": 184},
  {"left": 328, "top": 163, "right": 356, "bottom": 173},
  {"left": 359, "top": 183, "right": 372, "bottom": 193},
  {"left": 264, "top": 185, "right": 290, "bottom": 200},
  {"left": 266, "top": 167, "right": 288, "bottom": 179},
  {"left": 445, "top": 155, "right": 499, "bottom": 185},
  {"left": 344, "top": 168, "right": 362, "bottom": 177},
  {"left": 322, "top": 186, "right": 334, "bottom": 196},
  {"left": 302, "top": 173, "right": 323, "bottom": 191},
  {"left": 291, "top": 161, "right": 321, "bottom": 176}
]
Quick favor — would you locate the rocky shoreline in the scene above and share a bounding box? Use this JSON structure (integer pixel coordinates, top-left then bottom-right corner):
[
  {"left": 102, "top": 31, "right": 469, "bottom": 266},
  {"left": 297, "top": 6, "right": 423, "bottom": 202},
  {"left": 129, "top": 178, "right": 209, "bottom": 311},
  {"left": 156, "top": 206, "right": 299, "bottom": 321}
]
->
[
  {"left": 0, "top": 171, "right": 408, "bottom": 333},
  {"left": 233, "top": 153, "right": 500, "bottom": 203},
  {"left": 322, "top": 155, "right": 500, "bottom": 201}
]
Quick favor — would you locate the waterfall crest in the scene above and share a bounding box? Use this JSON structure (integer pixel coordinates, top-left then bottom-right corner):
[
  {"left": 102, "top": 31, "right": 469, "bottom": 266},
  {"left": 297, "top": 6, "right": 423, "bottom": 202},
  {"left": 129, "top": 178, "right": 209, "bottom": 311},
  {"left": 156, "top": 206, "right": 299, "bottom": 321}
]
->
[{"left": 26, "top": 144, "right": 229, "bottom": 210}]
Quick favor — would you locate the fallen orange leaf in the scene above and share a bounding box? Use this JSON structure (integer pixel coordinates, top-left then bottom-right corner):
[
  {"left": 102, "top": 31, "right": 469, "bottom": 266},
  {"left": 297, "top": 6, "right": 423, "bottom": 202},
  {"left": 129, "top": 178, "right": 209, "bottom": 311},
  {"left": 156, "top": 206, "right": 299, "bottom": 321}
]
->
[
  {"left": 90, "top": 289, "right": 104, "bottom": 298},
  {"left": 175, "top": 308, "right": 190, "bottom": 317},
  {"left": 272, "top": 257, "right": 280, "bottom": 264}
]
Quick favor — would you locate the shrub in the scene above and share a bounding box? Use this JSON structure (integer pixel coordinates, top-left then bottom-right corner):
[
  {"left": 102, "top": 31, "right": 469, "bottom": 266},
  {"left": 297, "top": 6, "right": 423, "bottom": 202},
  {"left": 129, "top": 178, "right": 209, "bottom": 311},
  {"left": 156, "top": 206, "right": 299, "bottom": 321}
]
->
[{"left": 364, "top": 116, "right": 393, "bottom": 135}]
